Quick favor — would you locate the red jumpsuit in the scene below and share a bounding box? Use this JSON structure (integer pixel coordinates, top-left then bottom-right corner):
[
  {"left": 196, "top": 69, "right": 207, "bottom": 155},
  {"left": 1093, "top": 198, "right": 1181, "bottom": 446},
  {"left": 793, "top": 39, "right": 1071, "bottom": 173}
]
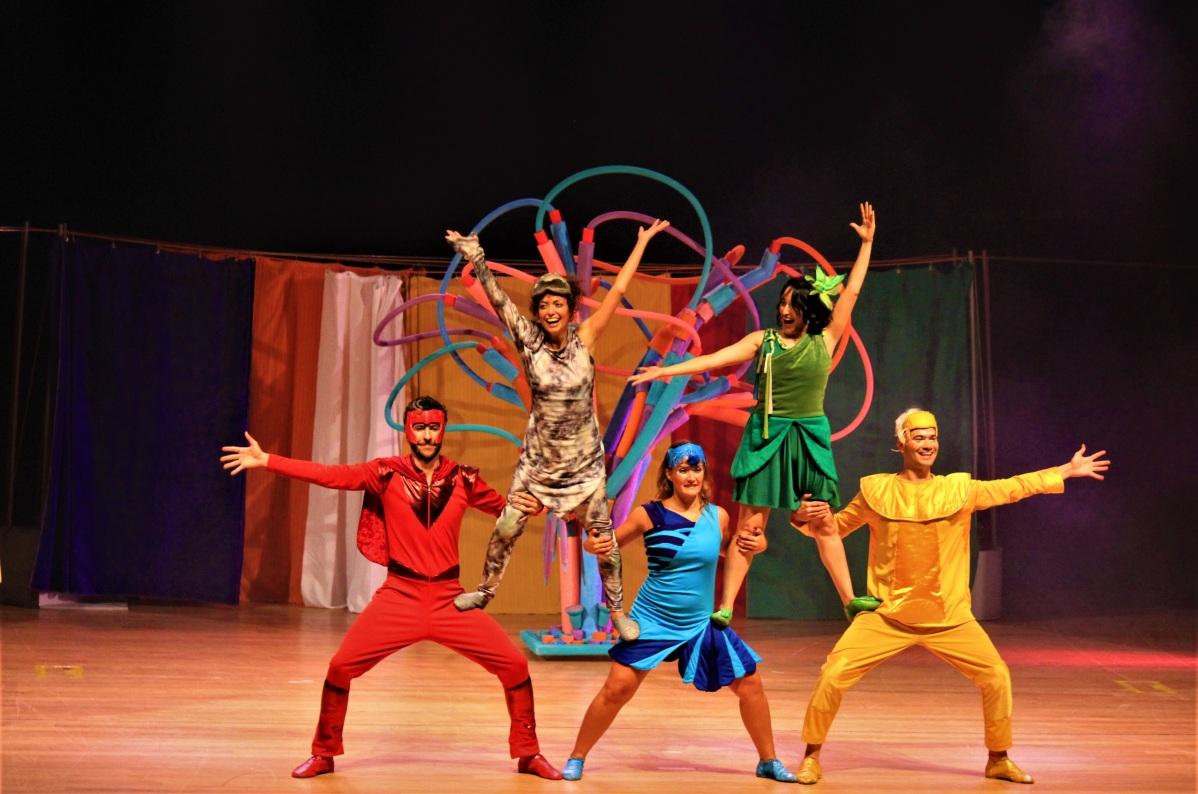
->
[{"left": 268, "top": 453, "right": 541, "bottom": 758}]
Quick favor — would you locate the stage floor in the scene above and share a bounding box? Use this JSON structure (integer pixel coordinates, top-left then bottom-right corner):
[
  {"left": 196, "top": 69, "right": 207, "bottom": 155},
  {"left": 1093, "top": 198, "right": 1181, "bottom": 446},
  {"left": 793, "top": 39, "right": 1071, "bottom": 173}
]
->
[{"left": 2, "top": 604, "right": 1194, "bottom": 793}]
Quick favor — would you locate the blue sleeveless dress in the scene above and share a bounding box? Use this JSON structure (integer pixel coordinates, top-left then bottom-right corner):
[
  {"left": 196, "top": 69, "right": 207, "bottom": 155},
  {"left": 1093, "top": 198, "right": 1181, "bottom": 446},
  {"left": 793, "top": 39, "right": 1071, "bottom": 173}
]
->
[{"left": 609, "top": 502, "right": 761, "bottom": 692}]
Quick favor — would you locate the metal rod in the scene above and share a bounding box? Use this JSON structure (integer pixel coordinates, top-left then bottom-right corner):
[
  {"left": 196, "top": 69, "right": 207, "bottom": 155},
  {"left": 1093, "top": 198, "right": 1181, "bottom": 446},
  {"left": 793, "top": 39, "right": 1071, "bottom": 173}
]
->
[
  {"left": 5, "top": 222, "right": 29, "bottom": 527},
  {"left": 0, "top": 225, "right": 963, "bottom": 273},
  {"left": 981, "top": 250, "right": 999, "bottom": 548},
  {"left": 969, "top": 273, "right": 980, "bottom": 482}
]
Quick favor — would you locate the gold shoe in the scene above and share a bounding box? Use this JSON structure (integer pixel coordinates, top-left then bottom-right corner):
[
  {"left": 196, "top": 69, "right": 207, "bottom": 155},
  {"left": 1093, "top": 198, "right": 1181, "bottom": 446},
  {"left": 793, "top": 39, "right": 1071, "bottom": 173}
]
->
[
  {"left": 796, "top": 754, "right": 822, "bottom": 785},
  {"left": 984, "top": 756, "right": 1034, "bottom": 784}
]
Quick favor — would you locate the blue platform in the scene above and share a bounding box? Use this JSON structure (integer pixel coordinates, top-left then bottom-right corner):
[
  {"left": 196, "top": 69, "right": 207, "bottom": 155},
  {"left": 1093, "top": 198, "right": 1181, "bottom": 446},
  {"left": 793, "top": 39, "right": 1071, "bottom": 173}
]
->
[{"left": 520, "top": 629, "right": 615, "bottom": 657}]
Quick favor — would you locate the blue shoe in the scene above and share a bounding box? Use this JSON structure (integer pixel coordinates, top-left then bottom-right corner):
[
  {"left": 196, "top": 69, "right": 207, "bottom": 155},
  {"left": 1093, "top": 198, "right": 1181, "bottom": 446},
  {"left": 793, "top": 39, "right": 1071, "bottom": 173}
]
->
[
  {"left": 562, "top": 756, "right": 585, "bottom": 781},
  {"left": 756, "top": 758, "right": 798, "bottom": 783}
]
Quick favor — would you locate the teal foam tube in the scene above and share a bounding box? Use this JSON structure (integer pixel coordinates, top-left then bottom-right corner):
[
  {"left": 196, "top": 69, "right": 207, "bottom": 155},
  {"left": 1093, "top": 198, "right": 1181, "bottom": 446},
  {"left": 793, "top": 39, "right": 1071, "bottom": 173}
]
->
[
  {"left": 680, "top": 376, "right": 731, "bottom": 405},
  {"left": 607, "top": 374, "right": 688, "bottom": 495},
  {"left": 482, "top": 347, "right": 518, "bottom": 383},
  {"left": 548, "top": 211, "right": 576, "bottom": 275},
  {"left": 385, "top": 341, "right": 479, "bottom": 431},
  {"left": 704, "top": 282, "right": 737, "bottom": 314},
  {"left": 446, "top": 423, "right": 523, "bottom": 447},
  {"left": 535, "top": 165, "right": 714, "bottom": 310},
  {"left": 487, "top": 382, "right": 525, "bottom": 410}
]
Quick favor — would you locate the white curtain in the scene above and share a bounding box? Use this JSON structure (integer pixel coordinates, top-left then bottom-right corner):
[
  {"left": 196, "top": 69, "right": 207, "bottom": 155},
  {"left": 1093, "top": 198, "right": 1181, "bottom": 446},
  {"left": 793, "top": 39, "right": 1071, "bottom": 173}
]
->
[{"left": 301, "top": 271, "right": 406, "bottom": 612}]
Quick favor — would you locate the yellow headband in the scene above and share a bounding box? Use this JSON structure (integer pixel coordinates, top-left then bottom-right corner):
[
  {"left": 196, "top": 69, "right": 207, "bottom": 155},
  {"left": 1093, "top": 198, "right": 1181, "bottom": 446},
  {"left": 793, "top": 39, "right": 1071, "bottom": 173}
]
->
[{"left": 902, "top": 410, "right": 938, "bottom": 436}]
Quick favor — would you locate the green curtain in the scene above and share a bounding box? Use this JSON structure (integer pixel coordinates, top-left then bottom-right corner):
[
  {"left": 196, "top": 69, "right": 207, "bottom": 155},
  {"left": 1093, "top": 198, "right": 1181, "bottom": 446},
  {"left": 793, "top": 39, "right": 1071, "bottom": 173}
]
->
[{"left": 748, "top": 262, "right": 975, "bottom": 618}]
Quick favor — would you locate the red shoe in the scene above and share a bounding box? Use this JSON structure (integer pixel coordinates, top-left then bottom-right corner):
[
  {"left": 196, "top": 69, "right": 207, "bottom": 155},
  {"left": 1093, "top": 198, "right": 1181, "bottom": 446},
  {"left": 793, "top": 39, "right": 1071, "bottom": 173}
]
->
[
  {"left": 291, "top": 755, "right": 334, "bottom": 778},
  {"left": 518, "top": 753, "right": 563, "bottom": 780}
]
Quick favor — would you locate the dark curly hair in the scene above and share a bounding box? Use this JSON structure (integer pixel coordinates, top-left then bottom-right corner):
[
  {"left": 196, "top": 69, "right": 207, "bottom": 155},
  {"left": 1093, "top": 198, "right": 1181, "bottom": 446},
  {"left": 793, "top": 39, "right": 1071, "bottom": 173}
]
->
[
  {"left": 403, "top": 394, "right": 448, "bottom": 420},
  {"left": 529, "top": 274, "right": 581, "bottom": 318},
  {"left": 777, "top": 275, "right": 833, "bottom": 335}
]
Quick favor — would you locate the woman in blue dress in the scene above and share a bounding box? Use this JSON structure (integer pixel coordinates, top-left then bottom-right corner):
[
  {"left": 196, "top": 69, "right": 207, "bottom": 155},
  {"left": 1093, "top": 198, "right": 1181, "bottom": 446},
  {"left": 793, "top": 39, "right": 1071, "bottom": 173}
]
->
[{"left": 560, "top": 441, "right": 798, "bottom": 783}]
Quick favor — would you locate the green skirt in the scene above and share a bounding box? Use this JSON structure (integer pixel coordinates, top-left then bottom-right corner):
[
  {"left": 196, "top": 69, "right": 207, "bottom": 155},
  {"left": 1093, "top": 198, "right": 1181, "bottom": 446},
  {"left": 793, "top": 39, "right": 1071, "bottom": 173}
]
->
[{"left": 731, "top": 413, "right": 840, "bottom": 510}]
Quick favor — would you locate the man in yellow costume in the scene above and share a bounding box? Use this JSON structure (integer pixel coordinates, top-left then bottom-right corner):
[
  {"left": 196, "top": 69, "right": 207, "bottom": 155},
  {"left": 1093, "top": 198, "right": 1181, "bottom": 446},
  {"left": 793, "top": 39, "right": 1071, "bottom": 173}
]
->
[{"left": 790, "top": 407, "right": 1109, "bottom": 785}]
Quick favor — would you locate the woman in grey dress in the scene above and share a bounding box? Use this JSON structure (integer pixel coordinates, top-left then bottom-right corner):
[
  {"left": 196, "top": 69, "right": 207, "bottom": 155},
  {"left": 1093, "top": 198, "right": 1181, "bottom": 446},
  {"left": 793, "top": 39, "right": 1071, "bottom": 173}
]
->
[{"left": 446, "top": 220, "right": 670, "bottom": 640}]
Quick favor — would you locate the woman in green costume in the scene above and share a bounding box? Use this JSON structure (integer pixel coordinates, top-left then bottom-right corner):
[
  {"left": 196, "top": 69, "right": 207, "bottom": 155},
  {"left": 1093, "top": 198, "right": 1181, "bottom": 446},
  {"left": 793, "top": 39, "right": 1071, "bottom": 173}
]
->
[{"left": 630, "top": 203, "right": 876, "bottom": 623}]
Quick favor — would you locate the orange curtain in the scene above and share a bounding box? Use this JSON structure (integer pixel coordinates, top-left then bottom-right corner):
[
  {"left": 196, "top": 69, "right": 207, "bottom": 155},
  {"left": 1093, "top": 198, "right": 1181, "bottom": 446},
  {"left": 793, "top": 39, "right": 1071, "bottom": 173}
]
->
[{"left": 239, "top": 257, "right": 393, "bottom": 603}]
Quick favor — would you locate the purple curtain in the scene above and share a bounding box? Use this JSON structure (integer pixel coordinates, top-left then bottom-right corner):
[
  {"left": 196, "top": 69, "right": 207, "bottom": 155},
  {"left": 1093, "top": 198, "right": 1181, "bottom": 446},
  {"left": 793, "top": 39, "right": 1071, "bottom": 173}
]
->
[{"left": 34, "top": 240, "right": 254, "bottom": 603}]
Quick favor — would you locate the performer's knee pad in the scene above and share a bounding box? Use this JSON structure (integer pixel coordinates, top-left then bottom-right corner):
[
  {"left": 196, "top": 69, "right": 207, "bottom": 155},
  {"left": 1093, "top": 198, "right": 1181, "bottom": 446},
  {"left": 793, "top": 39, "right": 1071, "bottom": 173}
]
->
[{"left": 495, "top": 507, "right": 524, "bottom": 540}]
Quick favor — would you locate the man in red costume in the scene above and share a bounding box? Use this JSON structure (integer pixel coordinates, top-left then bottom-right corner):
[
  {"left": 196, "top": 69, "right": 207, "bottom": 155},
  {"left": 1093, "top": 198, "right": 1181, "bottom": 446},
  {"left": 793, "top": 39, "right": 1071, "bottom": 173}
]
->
[{"left": 221, "top": 395, "right": 562, "bottom": 780}]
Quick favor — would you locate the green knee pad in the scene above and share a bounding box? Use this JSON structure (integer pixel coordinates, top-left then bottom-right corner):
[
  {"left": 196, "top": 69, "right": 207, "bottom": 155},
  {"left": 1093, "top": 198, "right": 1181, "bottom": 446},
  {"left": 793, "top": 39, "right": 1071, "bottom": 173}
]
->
[{"left": 844, "top": 595, "right": 882, "bottom": 621}]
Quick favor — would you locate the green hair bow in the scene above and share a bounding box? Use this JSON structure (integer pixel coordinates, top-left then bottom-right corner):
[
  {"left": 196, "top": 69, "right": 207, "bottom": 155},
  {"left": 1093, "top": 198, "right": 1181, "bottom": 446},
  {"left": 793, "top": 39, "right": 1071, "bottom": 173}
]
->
[{"left": 806, "top": 271, "right": 844, "bottom": 309}]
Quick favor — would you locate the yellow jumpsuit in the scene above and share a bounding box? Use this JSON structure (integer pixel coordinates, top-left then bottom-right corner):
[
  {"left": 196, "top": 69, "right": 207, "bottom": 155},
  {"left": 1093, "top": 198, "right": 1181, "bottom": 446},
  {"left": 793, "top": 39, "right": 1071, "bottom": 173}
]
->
[{"left": 799, "top": 468, "right": 1064, "bottom": 750}]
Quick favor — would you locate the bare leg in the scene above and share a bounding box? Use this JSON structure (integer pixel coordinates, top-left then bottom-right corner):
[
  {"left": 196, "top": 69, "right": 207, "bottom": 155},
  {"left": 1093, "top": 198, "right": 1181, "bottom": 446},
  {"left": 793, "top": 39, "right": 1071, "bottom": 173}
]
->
[
  {"left": 810, "top": 512, "right": 854, "bottom": 606},
  {"left": 714, "top": 504, "right": 769, "bottom": 622},
  {"left": 568, "top": 663, "right": 650, "bottom": 759},
  {"left": 728, "top": 671, "right": 776, "bottom": 759}
]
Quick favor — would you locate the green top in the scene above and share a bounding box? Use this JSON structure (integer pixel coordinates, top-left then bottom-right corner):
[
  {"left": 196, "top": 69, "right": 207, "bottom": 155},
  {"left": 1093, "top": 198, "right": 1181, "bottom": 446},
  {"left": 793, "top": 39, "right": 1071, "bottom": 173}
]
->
[{"left": 754, "top": 330, "right": 831, "bottom": 424}]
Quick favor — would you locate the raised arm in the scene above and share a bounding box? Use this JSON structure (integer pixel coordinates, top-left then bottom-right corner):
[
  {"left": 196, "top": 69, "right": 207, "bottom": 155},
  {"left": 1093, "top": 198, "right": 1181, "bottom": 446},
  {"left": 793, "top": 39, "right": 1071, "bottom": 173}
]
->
[
  {"left": 578, "top": 219, "right": 670, "bottom": 349},
  {"left": 445, "top": 229, "right": 533, "bottom": 343},
  {"left": 823, "top": 202, "right": 876, "bottom": 349},
  {"left": 628, "top": 330, "right": 764, "bottom": 386}
]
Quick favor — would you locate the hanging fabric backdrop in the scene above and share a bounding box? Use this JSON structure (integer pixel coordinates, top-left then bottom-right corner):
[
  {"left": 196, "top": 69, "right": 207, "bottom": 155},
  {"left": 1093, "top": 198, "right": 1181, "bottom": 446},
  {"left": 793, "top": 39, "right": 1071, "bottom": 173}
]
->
[
  {"left": 30, "top": 238, "right": 972, "bottom": 617},
  {"left": 748, "top": 262, "right": 976, "bottom": 618},
  {"left": 34, "top": 240, "right": 255, "bottom": 604},
  {"left": 301, "top": 271, "right": 405, "bottom": 612}
]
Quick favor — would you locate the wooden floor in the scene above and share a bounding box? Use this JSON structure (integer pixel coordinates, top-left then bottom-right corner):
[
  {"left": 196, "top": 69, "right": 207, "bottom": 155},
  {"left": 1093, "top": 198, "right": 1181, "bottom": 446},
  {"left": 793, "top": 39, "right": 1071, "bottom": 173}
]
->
[{"left": 2, "top": 604, "right": 1194, "bottom": 793}]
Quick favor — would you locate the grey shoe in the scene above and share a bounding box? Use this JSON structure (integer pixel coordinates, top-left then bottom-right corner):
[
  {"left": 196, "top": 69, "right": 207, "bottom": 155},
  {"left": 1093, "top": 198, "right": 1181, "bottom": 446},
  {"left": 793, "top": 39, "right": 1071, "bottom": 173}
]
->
[
  {"left": 453, "top": 590, "right": 490, "bottom": 611},
  {"left": 611, "top": 613, "right": 640, "bottom": 641}
]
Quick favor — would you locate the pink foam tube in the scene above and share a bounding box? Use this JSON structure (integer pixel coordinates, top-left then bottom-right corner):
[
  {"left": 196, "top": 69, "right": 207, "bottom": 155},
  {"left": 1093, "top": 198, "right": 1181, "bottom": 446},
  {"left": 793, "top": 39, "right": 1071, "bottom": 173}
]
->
[
  {"left": 374, "top": 293, "right": 502, "bottom": 345},
  {"left": 534, "top": 229, "right": 568, "bottom": 275},
  {"left": 829, "top": 326, "right": 874, "bottom": 441}
]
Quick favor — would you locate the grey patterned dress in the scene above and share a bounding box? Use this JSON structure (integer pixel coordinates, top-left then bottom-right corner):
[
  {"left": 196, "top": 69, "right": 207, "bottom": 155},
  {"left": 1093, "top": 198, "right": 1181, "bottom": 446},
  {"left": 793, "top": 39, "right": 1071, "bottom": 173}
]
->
[
  {"left": 448, "top": 236, "right": 632, "bottom": 635},
  {"left": 478, "top": 274, "right": 607, "bottom": 513}
]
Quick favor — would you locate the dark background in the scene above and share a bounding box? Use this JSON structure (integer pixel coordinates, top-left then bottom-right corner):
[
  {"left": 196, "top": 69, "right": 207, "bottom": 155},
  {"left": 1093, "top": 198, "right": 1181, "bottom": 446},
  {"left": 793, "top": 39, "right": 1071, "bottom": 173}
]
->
[{"left": 2, "top": 2, "right": 1194, "bottom": 616}]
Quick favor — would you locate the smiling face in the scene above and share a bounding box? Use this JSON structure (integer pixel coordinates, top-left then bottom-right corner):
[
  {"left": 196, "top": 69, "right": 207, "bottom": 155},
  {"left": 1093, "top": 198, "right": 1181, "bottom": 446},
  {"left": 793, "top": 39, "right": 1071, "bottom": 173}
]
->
[
  {"left": 898, "top": 427, "right": 940, "bottom": 473},
  {"left": 536, "top": 293, "right": 571, "bottom": 341},
  {"left": 777, "top": 287, "right": 809, "bottom": 338}
]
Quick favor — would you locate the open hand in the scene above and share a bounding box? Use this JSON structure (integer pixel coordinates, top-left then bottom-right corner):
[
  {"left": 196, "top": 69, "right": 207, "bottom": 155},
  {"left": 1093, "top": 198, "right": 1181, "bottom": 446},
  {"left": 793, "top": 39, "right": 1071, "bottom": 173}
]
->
[
  {"left": 221, "top": 432, "right": 268, "bottom": 475},
  {"left": 849, "top": 202, "right": 876, "bottom": 243},
  {"left": 637, "top": 218, "right": 670, "bottom": 244},
  {"left": 445, "top": 229, "right": 484, "bottom": 262},
  {"left": 628, "top": 365, "right": 667, "bottom": 386},
  {"left": 1062, "top": 444, "right": 1110, "bottom": 480}
]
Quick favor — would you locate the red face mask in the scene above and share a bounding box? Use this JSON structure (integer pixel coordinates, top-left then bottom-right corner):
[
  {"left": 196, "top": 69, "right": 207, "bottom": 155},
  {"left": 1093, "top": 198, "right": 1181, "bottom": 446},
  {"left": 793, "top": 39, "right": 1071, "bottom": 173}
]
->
[{"left": 404, "top": 410, "right": 446, "bottom": 445}]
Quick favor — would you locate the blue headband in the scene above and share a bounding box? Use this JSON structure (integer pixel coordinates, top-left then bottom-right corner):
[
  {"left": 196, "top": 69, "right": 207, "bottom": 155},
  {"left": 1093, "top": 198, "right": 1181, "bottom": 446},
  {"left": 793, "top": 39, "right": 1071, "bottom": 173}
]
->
[{"left": 665, "top": 442, "right": 706, "bottom": 469}]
